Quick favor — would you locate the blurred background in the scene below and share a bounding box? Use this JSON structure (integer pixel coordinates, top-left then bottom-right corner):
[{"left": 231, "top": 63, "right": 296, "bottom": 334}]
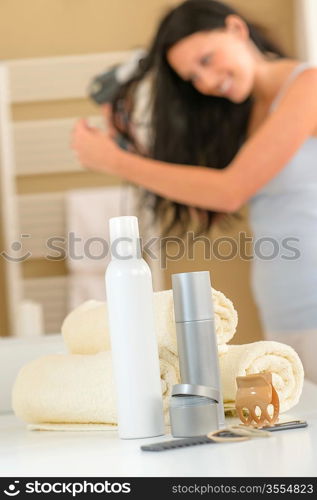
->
[{"left": 0, "top": 0, "right": 316, "bottom": 348}]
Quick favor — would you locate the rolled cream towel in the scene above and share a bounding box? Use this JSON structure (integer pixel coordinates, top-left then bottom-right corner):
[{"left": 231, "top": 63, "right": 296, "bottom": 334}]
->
[
  {"left": 219, "top": 341, "right": 304, "bottom": 413},
  {"left": 61, "top": 288, "right": 238, "bottom": 356},
  {"left": 12, "top": 351, "right": 179, "bottom": 426}
]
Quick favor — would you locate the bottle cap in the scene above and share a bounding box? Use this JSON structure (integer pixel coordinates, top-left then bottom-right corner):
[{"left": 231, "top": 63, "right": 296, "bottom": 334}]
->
[
  {"left": 109, "top": 216, "right": 141, "bottom": 259},
  {"left": 172, "top": 383, "right": 220, "bottom": 402},
  {"left": 172, "top": 271, "right": 214, "bottom": 323}
]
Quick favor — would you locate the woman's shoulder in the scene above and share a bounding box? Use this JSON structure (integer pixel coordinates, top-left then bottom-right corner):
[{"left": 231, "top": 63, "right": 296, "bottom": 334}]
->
[
  {"left": 268, "top": 59, "right": 317, "bottom": 138},
  {"left": 285, "top": 60, "right": 317, "bottom": 83},
  {"left": 270, "top": 59, "right": 317, "bottom": 111}
]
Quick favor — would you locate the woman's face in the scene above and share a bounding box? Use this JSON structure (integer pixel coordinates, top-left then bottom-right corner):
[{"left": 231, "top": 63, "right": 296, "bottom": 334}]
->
[{"left": 166, "top": 16, "right": 257, "bottom": 103}]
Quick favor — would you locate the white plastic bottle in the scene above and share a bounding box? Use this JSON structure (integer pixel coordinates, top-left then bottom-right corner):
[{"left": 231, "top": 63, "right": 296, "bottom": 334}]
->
[{"left": 105, "top": 216, "right": 164, "bottom": 439}]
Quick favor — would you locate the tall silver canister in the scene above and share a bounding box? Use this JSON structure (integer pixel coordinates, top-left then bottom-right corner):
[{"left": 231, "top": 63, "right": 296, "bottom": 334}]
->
[{"left": 170, "top": 271, "right": 225, "bottom": 436}]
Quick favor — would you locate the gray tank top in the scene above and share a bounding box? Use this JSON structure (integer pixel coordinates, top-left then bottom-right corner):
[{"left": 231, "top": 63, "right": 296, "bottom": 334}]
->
[
  {"left": 249, "top": 62, "right": 317, "bottom": 238},
  {"left": 248, "top": 62, "right": 317, "bottom": 333}
]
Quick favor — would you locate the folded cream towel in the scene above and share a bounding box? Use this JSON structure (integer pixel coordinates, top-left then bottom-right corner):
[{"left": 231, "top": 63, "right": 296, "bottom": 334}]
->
[
  {"left": 13, "top": 287, "right": 304, "bottom": 428},
  {"left": 219, "top": 341, "right": 304, "bottom": 413},
  {"left": 61, "top": 288, "right": 238, "bottom": 356},
  {"left": 12, "top": 351, "right": 178, "bottom": 426},
  {"left": 12, "top": 338, "right": 304, "bottom": 427}
]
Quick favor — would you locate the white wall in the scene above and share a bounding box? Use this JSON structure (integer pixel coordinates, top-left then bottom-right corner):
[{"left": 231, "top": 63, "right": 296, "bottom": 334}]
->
[{"left": 295, "top": 0, "right": 317, "bottom": 62}]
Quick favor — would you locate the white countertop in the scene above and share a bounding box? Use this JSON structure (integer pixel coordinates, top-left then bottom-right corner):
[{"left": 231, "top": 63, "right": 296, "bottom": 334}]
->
[{"left": 1, "top": 380, "right": 317, "bottom": 477}]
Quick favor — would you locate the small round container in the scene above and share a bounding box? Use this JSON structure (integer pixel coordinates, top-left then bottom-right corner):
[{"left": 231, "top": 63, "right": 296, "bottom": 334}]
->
[{"left": 169, "top": 394, "right": 219, "bottom": 437}]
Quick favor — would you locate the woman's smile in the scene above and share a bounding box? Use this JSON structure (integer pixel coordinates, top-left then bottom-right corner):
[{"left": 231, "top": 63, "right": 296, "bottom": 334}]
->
[{"left": 217, "top": 74, "right": 234, "bottom": 97}]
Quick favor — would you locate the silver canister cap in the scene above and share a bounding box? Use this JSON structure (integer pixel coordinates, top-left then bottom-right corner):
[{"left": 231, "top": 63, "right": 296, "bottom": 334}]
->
[
  {"left": 172, "top": 271, "right": 214, "bottom": 323},
  {"left": 172, "top": 383, "right": 220, "bottom": 402}
]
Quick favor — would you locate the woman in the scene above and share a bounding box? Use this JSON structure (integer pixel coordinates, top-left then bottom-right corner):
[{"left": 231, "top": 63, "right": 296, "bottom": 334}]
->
[{"left": 72, "top": 0, "right": 317, "bottom": 381}]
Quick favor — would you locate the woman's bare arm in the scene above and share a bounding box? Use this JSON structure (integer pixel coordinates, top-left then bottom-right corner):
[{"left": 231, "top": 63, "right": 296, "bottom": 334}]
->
[
  {"left": 72, "top": 69, "right": 317, "bottom": 212},
  {"left": 116, "top": 151, "right": 236, "bottom": 211}
]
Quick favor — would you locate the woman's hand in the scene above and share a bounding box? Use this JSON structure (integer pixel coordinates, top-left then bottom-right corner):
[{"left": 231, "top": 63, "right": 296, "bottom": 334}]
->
[
  {"left": 100, "top": 103, "right": 119, "bottom": 139},
  {"left": 71, "top": 118, "right": 121, "bottom": 174}
]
